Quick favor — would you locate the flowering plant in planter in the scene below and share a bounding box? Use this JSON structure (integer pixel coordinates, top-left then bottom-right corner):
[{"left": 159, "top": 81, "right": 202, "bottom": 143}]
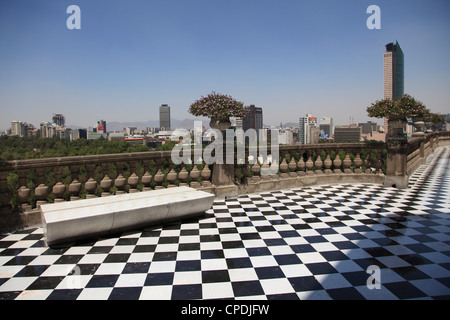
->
[
  {"left": 189, "top": 91, "right": 247, "bottom": 119},
  {"left": 366, "top": 94, "right": 430, "bottom": 119}
]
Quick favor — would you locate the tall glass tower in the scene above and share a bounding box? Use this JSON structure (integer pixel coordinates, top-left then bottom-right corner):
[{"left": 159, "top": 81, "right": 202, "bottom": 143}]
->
[
  {"left": 383, "top": 41, "right": 404, "bottom": 135},
  {"left": 159, "top": 104, "right": 171, "bottom": 130},
  {"left": 384, "top": 41, "right": 404, "bottom": 100}
]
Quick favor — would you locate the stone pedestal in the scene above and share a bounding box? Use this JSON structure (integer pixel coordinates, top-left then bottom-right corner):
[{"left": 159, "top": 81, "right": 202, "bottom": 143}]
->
[{"left": 384, "top": 135, "right": 409, "bottom": 189}]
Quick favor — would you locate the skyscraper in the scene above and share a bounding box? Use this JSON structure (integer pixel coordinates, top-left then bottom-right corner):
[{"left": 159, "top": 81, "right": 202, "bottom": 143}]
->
[
  {"left": 383, "top": 41, "right": 404, "bottom": 133},
  {"left": 159, "top": 104, "right": 171, "bottom": 130},
  {"left": 242, "top": 105, "right": 263, "bottom": 136},
  {"left": 298, "top": 114, "right": 318, "bottom": 144},
  {"left": 52, "top": 114, "right": 65, "bottom": 127},
  {"left": 384, "top": 41, "right": 404, "bottom": 101},
  {"left": 298, "top": 117, "right": 308, "bottom": 144}
]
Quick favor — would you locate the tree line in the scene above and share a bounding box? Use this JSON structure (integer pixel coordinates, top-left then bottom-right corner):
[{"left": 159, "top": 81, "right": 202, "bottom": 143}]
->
[{"left": 0, "top": 135, "right": 157, "bottom": 161}]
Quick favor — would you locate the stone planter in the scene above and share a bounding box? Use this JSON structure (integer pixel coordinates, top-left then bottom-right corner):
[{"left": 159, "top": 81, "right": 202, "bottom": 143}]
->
[
  {"left": 209, "top": 117, "right": 231, "bottom": 132},
  {"left": 387, "top": 115, "right": 407, "bottom": 139},
  {"left": 412, "top": 119, "right": 425, "bottom": 137}
]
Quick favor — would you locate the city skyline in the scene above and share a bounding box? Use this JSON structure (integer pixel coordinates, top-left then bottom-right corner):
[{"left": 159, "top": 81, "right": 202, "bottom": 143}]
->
[{"left": 1, "top": 0, "right": 450, "bottom": 132}]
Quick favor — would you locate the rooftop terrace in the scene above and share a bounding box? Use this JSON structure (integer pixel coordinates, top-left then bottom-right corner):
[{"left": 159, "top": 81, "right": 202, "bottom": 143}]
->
[{"left": 0, "top": 146, "right": 449, "bottom": 300}]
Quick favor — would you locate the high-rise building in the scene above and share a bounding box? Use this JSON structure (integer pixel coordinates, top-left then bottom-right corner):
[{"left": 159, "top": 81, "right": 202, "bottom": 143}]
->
[
  {"left": 319, "top": 117, "right": 334, "bottom": 138},
  {"left": 11, "top": 121, "right": 35, "bottom": 137},
  {"left": 159, "top": 104, "right": 171, "bottom": 130},
  {"left": 52, "top": 114, "right": 65, "bottom": 127},
  {"left": 384, "top": 41, "right": 404, "bottom": 101},
  {"left": 11, "top": 121, "right": 24, "bottom": 137},
  {"left": 384, "top": 41, "right": 404, "bottom": 133},
  {"left": 242, "top": 105, "right": 263, "bottom": 136},
  {"left": 298, "top": 117, "right": 308, "bottom": 144},
  {"left": 97, "top": 120, "right": 107, "bottom": 134},
  {"left": 298, "top": 114, "right": 319, "bottom": 144}
]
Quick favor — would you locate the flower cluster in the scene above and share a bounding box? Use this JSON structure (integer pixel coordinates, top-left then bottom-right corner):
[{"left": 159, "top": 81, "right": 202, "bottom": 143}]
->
[
  {"left": 189, "top": 92, "right": 247, "bottom": 119},
  {"left": 367, "top": 94, "right": 430, "bottom": 119}
]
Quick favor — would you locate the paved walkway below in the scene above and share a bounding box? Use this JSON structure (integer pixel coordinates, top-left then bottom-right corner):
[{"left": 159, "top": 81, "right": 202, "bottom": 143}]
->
[{"left": 0, "top": 147, "right": 449, "bottom": 300}]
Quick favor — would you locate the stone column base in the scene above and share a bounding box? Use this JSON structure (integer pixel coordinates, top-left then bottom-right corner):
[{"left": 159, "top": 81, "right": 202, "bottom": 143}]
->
[{"left": 384, "top": 175, "right": 409, "bottom": 189}]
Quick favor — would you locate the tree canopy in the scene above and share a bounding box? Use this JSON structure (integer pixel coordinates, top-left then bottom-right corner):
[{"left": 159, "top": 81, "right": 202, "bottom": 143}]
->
[{"left": 0, "top": 136, "right": 153, "bottom": 161}]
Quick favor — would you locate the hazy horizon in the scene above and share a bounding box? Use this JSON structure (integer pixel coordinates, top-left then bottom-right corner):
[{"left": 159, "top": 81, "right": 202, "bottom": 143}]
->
[{"left": 1, "top": 0, "right": 449, "bottom": 132}]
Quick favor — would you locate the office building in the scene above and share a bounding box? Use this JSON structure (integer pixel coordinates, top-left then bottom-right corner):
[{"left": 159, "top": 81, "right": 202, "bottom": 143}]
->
[
  {"left": 384, "top": 41, "right": 404, "bottom": 133},
  {"left": 334, "top": 126, "right": 362, "bottom": 142},
  {"left": 358, "top": 121, "right": 378, "bottom": 135},
  {"left": 319, "top": 117, "right": 334, "bottom": 138},
  {"left": 298, "top": 117, "right": 308, "bottom": 144},
  {"left": 298, "top": 114, "right": 318, "bottom": 144},
  {"left": 159, "top": 104, "right": 171, "bottom": 130},
  {"left": 52, "top": 114, "right": 65, "bottom": 127},
  {"left": 384, "top": 42, "right": 404, "bottom": 101},
  {"left": 11, "top": 121, "right": 25, "bottom": 137},
  {"left": 242, "top": 105, "right": 263, "bottom": 136},
  {"left": 97, "top": 120, "right": 107, "bottom": 134}
]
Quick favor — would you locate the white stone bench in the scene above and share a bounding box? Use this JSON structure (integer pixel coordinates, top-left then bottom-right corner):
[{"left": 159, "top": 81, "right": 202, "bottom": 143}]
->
[{"left": 40, "top": 186, "right": 214, "bottom": 247}]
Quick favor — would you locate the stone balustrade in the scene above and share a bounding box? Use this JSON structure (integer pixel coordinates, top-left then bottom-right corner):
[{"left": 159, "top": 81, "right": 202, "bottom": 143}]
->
[{"left": 1, "top": 131, "right": 449, "bottom": 231}]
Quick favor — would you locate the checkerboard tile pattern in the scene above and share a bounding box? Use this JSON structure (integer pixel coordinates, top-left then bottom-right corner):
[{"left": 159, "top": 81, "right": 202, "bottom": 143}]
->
[{"left": 1, "top": 147, "right": 449, "bottom": 300}]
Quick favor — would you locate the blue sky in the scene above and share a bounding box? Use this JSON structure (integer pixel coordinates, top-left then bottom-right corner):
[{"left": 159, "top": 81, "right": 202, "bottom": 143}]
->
[{"left": 1, "top": 0, "right": 449, "bottom": 131}]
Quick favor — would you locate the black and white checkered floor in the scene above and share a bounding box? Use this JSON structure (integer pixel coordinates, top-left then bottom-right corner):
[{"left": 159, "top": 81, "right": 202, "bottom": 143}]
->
[{"left": 1, "top": 147, "right": 449, "bottom": 300}]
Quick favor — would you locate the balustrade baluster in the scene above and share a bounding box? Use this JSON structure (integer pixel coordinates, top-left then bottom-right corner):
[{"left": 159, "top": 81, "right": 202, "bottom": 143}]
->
[
  {"left": 365, "top": 152, "right": 372, "bottom": 173},
  {"left": 100, "top": 175, "right": 112, "bottom": 196},
  {"left": 128, "top": 172, "right": 140, "bottom": 192},
  {"left": 166, "top": 169, "right": 177, "bottom": 188},
  {"left": 141, "top": 171, "right": 153, "bottom": 190},
  {"left": 297, "top": 152, "right": 306, "bottom": 175},
  {"left": 288, "top": 155, "right": 297, "bottom": 174},
  {"left": 354, "top": 152, "right": 363, "bottom": 173},
  {"left": 52, "top": 182, "right": 66, "bottom": 203},
  {"left": 333, "top": 150, "right": 342, "bottom": 173},
  {"left": 114, "top": 174, "right": 126, "bottom": 194},
  {"left": 201, "top": 164, "right": 212, "bottom": 187},
  {"left": 154, "top": 169, "right": 165, "bottom": 190},
  {"left": 69, "top": 179, "right": 82, "bottom": 201},
  {"left": 251, "top": 161, "right": 261, "bottom": 181},
  {"left": 343, "top": 151, "right": 352, "bottom": 173},
  {"left": 17, "top": 186, "right": 31, "bottom": 212},
  {"left": 314, "top": 150, "right": 324, "bottom": 174},
  {"left": 189, "top": 165, "right": 201, "bottom": 188},
  {"left": 376, "top": 150, "right": 384, "bottom": 174},
  {"left": 178, "top": 166, "right": 189, "bottom": 187},
  {"left": 280, "top": 153, "right": 289, "bottom": 174},
  {"left": 85, "top": 177, "right": 98, "bottom": 198},
  {"left": 323, "top": 151, "right": 333, "bottom": 174},
  {"left": 305, "top": 152, "right": 314, "bottom": 175},
  {"left": 35, "top": 184, "right": 49, "bottom": 208}
]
